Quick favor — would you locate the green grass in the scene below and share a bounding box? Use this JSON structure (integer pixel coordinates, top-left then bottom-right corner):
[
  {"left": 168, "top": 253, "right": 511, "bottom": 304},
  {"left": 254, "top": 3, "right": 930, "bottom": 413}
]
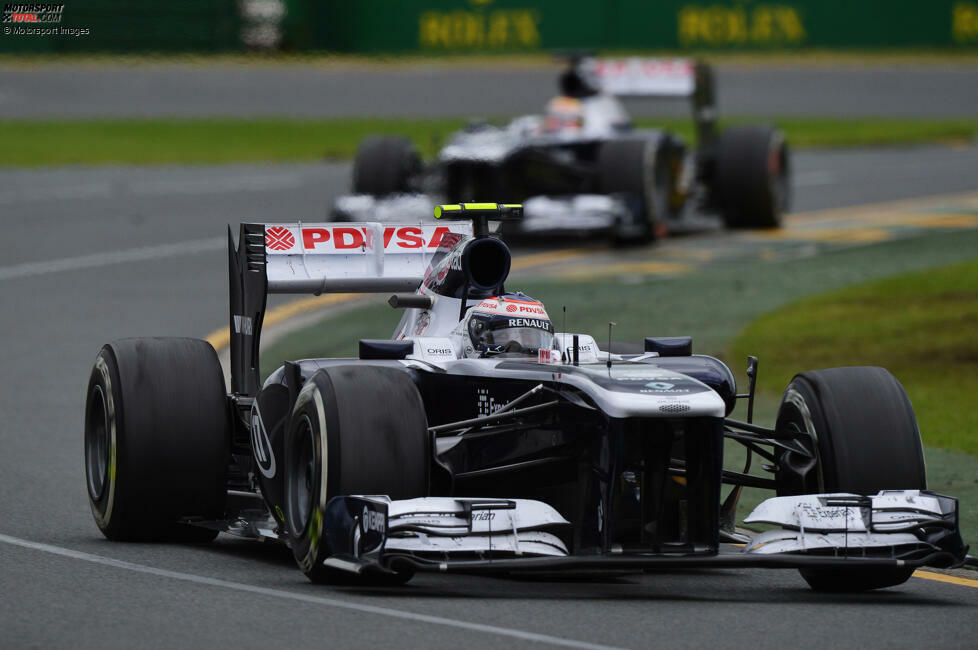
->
[
  {"left": 0, "top": 118, "right": 467, "bottom": 167},
  {"left": 730, "top": 259, "right": 978, "bottom": 456},
  {"left": 1, "top": 116, "right": 976, "bottom": 167}
]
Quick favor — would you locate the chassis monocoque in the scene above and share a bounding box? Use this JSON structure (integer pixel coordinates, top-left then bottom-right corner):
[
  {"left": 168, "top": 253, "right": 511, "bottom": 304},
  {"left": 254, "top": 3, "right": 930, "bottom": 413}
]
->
[
  {"left": 333, "top": 57, "right": 790, "bottom": 243},
  {"left": 84, "top": 204, "right": 968, "bottom": 592}
]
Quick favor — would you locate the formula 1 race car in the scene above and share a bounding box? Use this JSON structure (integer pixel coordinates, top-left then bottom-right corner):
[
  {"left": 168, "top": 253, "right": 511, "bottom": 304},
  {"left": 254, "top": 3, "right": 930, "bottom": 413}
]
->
[
  {"left": 84, "top": 203, "right": 969, "bottom": 592},
  {"left": 332, "top": 57, "right": 790, "bottom": 243}
]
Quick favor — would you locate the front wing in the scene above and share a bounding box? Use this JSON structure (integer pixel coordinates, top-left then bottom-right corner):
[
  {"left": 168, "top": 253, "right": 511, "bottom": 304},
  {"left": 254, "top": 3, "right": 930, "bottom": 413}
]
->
[{"left": 320, "top": 491, "right": 969, "bottom": 578}]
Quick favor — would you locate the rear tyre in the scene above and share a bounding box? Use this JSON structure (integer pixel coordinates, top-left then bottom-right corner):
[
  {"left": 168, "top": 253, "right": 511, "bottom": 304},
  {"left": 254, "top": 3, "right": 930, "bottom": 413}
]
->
[
  {"left": 715, "top": 126, "right": 789, "bottom": 229},
  {"left": 352, "top": 136, "right": 422, "bottom": 196},
  {"left": 85, "top": 338, "right": 229, "bottom": 542},
  {"left": 285, "top": 366, "right": 429, "bottom": 584},
  {"left": 599, "top": 138, "right": 679, "bottom": 244},
  {"left": 775, "top": 366, "right": 926, "bottom": 591}
]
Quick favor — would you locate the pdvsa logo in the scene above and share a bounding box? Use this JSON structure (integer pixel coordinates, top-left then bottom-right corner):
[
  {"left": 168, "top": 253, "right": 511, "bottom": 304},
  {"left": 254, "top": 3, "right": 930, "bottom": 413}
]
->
[{"left": 265, "top": 226, "right": 295, "bottom": 251}]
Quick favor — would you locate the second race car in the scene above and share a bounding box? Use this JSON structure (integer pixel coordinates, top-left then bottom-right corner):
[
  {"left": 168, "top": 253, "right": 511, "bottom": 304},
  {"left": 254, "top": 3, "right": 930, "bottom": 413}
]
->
[{"left": 333, "top": 57, "right": 791, "bottom": 243}]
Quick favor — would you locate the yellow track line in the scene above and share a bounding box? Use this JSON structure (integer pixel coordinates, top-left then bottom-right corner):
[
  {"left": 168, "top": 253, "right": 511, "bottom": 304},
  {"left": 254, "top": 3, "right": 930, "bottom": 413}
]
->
[
  {"left": 913, "top": 570, "right": 978, "bottom": 589},
  {"left": 204, "top": 246, "right": 601, "bottom": 351}
]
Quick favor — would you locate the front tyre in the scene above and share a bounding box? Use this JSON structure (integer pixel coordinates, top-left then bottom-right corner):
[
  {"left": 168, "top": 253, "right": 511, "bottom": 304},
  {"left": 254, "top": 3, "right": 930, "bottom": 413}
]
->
[
  {"left": 285, "top": 366, "right": 429, "bottom": 584},
  {"left": 85, "top": 338, "right": 229, "bottom": 542},
  {"left": 775, "top": 366, "right": 926, "bottom": 591}
]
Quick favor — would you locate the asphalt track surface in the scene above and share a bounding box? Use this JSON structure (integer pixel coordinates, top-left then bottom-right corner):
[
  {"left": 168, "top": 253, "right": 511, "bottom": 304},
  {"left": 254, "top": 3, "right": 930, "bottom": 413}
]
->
[
  {"left": 2, "top": 146, "right": 978, "bottom": 648},
  {"left": 2, "top": 61, "right": 978, "bottom": 118}
]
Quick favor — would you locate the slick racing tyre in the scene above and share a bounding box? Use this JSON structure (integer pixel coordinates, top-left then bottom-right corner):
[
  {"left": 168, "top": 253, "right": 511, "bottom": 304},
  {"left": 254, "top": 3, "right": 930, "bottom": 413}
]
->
[
  {"left": 775, "top": 366, "right": 926, "bottom": 592},
  {"left": 85, "top": 338, "right": 230, "bottom": 542},
  {"left": 285, "top": 366, "right": 429, "bottom": 584},
  {"left": 715, "top": 126, "right": 790, "bottom": 229},
  {"left": 599, "top": 138, "right": 680, "bottom": 244},
  {"left": 352, "top": 136, "right": 421, "bottom": 196}
]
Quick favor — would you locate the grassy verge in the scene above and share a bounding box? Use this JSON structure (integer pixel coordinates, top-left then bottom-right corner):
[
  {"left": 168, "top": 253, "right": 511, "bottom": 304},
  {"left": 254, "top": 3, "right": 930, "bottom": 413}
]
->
[
  {"left": 2, "top": 116, "right": 976, "bottom": 167},
  {"left": 730, "top": 259, "right": 978, "bottom": 456},
  {"left": 259, "top": 229, "right": 978, "bottom": 541}
]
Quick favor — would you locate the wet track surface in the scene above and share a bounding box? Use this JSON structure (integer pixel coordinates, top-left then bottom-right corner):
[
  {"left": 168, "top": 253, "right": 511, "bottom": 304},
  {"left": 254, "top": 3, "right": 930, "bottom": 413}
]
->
[
  {"left": 2, "top": 61, "right": 978, "bottom": 118},
  {"left": 2, "top": 144, "right": 978, "bottom": 648}
]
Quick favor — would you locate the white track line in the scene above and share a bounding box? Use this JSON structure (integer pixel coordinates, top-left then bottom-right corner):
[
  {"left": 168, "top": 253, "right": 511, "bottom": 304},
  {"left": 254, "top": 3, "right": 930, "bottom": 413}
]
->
[
  {"left": 0, "top": 533, "right": 624, "bottom": 650},
  {"left": 0, "top": 237, "right": 224, "bottom": 281}
]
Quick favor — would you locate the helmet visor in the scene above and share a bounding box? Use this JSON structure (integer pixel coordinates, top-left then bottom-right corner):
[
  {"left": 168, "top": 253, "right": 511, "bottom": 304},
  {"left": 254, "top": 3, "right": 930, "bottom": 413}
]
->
[{"left": 469, "top": 313, "right": 554, "bottom": 352}]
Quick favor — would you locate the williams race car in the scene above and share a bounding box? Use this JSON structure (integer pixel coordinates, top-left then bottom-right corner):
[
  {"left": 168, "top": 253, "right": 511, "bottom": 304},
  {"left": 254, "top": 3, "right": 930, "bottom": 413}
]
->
[
  {"left": 85, "top": 203, "right": 969, "bottom": 592},
  {"left": 333, "top": 57, "right": 790, "bottom": 242}
]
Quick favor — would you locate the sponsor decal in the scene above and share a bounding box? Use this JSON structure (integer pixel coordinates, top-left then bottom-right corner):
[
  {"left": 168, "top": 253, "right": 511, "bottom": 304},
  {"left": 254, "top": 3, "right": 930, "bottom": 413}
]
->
[
  {"left": 475, "top": 298, "right": 548, "bottom": 317},
  {"left": 263, "top": 224, "right": 458, "bottom": 254},
  {"left": 537, "top": 348, "right": 562, "bottom": 364},
  {"left": 507, "top": 317, "right": 553, "bottom": 332},
  {"left": 677, "top": 4, "right": 806, "bottom": 47},
  {"left": 472, "top": 511, "right": 496, "bottom": 522},
  {"left": 426, "top": 347, "right": 454, "bottom": 356},
  {"left": 264, "top": 226, "right": 295, "bottom": 251},
  {"left": 640, "top": 380, "right": 693, "bottom": 394},
  {"left": 419, "top": 6, "right": 541, "bottom": 50},
  {"left": 413, "top": 310, "right": 431, "bottom": 336},
  {"left": 645, "top": 381, "right": 674, "bottom": 390},
  {"left": 956, "top": 2, "right": 978, "bottom": 43},
  {"left": 250, "top": 405, "right": 276, "bottom": 479},
  {"left": 477, "top": 387, "right": 505, "bottom": 417},
  {"left": 233, "top": 314, "right": 253, "bottom": 335},
  {"left": 361, "top": 506, "right": 386, "bottom": 534}
]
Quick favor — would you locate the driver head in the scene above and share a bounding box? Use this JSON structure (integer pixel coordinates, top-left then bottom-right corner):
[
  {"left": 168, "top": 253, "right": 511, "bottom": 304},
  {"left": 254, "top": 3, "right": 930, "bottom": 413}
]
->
[{"left": 460, "top": 293, "right": 554, "bottom": 358}]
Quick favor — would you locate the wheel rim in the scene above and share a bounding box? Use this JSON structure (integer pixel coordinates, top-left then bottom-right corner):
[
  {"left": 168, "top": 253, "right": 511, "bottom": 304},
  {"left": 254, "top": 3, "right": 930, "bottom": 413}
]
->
[
  {"left": 288, "top": 415, "right": 317, "bottom": 536},
  {"left": 778, "top": 388, "right": 822, "bottom": 492},
  {"left": 85, "top": 385, "right": 110, "bottom": 501}
]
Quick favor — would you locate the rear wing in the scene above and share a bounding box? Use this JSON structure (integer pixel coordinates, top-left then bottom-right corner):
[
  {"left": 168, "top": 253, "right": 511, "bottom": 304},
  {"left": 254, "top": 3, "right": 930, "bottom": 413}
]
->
[
  {"left": 228, "top": 221, "right": 473, "bottom": 395},
  {"left": 578, "top": 57, "right": 717, "bottom": 146}
]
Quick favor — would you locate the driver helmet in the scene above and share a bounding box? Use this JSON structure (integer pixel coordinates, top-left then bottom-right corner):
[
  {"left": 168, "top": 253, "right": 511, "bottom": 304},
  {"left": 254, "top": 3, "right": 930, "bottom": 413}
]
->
[
  {"left": 542, "top": 96, "right": 584, "bottom": 133},
  {"left": 462, "top": 292, "right": 555, "bottom": 358}
]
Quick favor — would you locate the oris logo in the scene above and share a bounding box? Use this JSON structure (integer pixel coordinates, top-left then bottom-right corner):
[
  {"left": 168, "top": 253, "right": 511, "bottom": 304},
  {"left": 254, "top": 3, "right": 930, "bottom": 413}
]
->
[{"left": 265, "top": 226, "right": 295, "bottom": 251}]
